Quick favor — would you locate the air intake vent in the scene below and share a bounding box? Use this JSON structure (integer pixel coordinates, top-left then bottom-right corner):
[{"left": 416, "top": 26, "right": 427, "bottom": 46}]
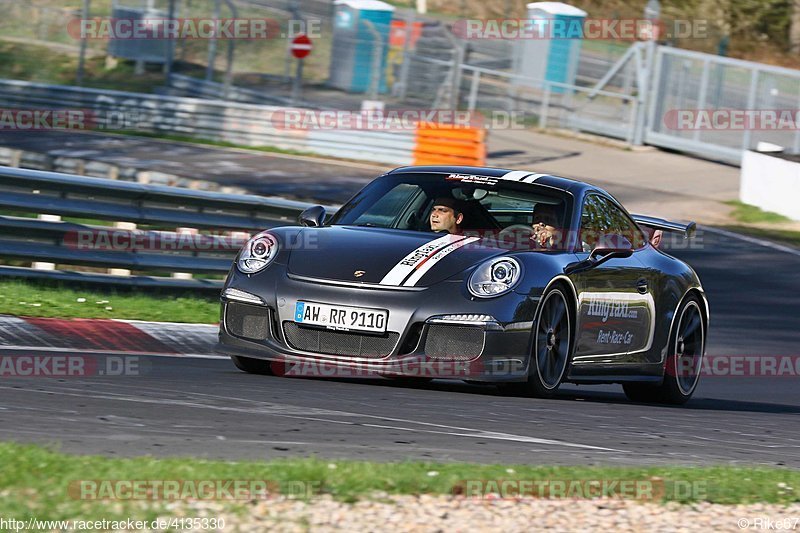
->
[
  {"left": 424, "top": 324, "right": 485, "bottom": 360},
  {"left": 225, "top": 302, "right": 270, "bottom": 341},
  {"left": 283, "top": 323, "right": 398, "bottom": 358}
]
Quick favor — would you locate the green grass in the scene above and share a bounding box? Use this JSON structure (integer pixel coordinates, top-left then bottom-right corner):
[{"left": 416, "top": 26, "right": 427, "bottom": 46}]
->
[
  {"left": 719, "top": 202, "right": 800, "bottom": 249},
  {"left": 0, "top": 279, "right": 218, "bottom": 323},
  {"left": 0, "top": 39, "right": 168, "bottom": 93},
  {"left": 0, "top": 442, "right": 798, "bottom": 522},
  {"left": 725, "top": 200, "right": 792, "bottom": 224}
]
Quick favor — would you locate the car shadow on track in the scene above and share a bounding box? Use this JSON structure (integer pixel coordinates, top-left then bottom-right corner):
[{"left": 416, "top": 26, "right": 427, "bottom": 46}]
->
[{"left": 231, "top": 371, "right": 800, "bottom": 415}]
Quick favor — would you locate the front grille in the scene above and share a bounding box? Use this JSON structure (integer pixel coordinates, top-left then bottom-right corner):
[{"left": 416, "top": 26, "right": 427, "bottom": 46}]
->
[
  {"left": 283, "top": 322, "right": 399, "bottom": 358},
  {"left": 424, "top": 324, "right": 485, "bottom": 360},
  {"left": 225, "top": 302, "right": 270, "bottom": 341}
]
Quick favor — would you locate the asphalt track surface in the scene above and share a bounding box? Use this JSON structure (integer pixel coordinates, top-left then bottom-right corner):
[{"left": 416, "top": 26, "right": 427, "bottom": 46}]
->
[
  {"left": 1, "top": 229, "right": 799, "bottom": 466},
  {"left": 0, "top": 130, "right": 581, "bottom": 204},
  {"left": 0, "top": 130, "right": 382, "bottom": 204}
]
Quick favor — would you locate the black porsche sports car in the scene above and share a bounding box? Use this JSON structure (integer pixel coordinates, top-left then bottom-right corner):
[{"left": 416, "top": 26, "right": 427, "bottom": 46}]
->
[{"left": 217, "top": 166, "right": 709, "bottom": 404}]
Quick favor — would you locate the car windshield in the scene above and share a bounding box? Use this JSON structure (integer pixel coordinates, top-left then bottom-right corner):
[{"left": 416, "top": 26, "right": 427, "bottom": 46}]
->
[{"left": 330, "top": 172, "right": 572, "bottom": 249}]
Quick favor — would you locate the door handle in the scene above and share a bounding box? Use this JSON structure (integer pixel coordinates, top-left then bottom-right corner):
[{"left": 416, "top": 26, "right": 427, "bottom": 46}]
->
[{"left": 636, "top": 279, "right": 648, "bottom": 294}]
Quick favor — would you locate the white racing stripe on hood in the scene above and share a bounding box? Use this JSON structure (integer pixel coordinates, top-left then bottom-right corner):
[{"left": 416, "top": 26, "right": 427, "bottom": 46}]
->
[
  {"left": 402, "top": 236, "right": 480, "bottom": 287},
  {"left": 379, "top": 234, "right": 469, "bottom": 286}
]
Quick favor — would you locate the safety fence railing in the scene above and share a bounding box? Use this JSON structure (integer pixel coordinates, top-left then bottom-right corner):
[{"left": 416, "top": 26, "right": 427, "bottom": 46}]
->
[
  {"left": 0, "top": 165, "right": 328, "bottom": 292},
  {"left": 406, "top": 54, "right": 637, "bottom": 144},
  {"left": 0, "top": 79, "right": 486, "bottom": 167}
]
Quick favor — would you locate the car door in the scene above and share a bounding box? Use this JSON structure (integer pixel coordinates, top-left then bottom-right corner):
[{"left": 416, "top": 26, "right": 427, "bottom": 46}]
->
[{"left": 570, "top": 194, "right": 656, "bottom": 363}]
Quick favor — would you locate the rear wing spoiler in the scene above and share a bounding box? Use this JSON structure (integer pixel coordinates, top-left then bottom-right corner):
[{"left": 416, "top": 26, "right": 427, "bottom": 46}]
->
[{"left": 631, "top": 214, "right": 697, "bottom": 239}]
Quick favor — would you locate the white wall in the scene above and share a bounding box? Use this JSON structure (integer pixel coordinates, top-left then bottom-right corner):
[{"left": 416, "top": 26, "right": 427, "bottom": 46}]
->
[{"left": 740, "top": 150, "right": 800, "bottom": 221}]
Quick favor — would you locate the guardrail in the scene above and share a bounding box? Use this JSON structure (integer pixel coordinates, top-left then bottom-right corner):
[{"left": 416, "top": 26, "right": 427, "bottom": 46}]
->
[
  {"left": 0, "top": 165, "right": 328, "bottom": 291},
  {"left": 0, "top": 79, "right": 485, "bottom": 167}
]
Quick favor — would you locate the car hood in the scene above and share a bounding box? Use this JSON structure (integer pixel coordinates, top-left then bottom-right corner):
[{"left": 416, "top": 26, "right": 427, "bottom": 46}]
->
[{"left": 286, "top": 226, "right": 506, "bottom": 287}]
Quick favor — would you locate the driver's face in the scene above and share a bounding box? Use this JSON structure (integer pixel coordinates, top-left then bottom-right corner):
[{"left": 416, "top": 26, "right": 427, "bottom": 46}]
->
[{"left": 430, "top": 205, "right": 462, "bottom": 233}]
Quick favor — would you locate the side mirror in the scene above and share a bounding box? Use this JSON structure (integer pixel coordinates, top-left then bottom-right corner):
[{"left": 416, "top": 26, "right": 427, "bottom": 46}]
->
[
  {"left": 299, "top": 205, "right": 326, "bottom": 227},
  {"left": 589, "top": 234, "right": 634, "bottom": 260},
  {"left": 565, "top": 235, "right": 634, "bottom": 275}
]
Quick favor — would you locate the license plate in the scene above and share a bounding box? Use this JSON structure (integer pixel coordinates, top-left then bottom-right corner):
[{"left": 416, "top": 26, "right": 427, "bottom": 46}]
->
[{"left": 294, "top": 301, "right": 388, "bottom": 333}]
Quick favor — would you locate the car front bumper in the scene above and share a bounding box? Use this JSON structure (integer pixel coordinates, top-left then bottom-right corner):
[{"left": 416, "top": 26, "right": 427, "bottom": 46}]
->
[{"left": 216, "top": 271, "right": 538, "bottom": 382}]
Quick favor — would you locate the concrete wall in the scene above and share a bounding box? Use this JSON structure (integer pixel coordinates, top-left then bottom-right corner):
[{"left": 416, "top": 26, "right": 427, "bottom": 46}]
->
[{"left": 740, "top": 150, "right": 800, "bottom": 221}]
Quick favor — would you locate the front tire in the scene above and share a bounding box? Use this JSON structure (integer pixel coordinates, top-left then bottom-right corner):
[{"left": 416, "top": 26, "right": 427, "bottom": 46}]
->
[
  {"left": 501, "top": 287, "right": 572, "bottom": 398},
  {"left": 230, "top": 355, "right": 274, "bottom": 375},
  {"left": 623, "top": 296, "right": 705, "bottom": 405}
]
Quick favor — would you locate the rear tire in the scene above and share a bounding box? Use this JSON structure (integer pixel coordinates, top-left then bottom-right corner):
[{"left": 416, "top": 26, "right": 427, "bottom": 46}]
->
[
  {"left": 500, "top": 287, "right": 572, "bottom": 398},
  {"left": 623, "top": 296, "right": 705, "bottom": 405},
  {"left": 230, "top": 355, "right": 274, "bottom": 375}
]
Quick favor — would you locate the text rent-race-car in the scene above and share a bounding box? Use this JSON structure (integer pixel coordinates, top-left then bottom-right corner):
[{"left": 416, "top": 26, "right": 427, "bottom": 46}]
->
[{"left": 217, "top": 166, "right": 709, "bottom": 404}]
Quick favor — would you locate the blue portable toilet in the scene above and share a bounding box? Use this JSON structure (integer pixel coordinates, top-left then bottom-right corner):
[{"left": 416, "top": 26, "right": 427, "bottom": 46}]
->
[
  {"left": 329, "top": 0, "right": 395, "bottom": 94},
  {"left": 514, "top": 2, "right": 587, "bottom": 94}
]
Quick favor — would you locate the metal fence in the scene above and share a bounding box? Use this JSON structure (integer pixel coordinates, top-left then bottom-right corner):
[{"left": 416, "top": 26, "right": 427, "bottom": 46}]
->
[
  {"left": 401, "top": 36, "right": 800, "bottom": 164},
  {"left": 0, "top": 165, "right": 326, "bottom": 291},
  {"left": 645, "top": 46, "right": 800, "bottom": 164}
]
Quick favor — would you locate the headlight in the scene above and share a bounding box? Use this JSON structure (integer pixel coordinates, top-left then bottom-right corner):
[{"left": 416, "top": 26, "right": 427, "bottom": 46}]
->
[
  {"left": 237, "top": 232, "right": 279, "bottom": 274},
  {"left": 468, "top": 257, "right": 522, "bottom": 298}
]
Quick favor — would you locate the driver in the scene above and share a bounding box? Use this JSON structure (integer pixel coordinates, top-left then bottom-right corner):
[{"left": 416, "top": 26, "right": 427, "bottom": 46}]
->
[{"left": 429, "top": 197, "right": 464, "bottom": 234}]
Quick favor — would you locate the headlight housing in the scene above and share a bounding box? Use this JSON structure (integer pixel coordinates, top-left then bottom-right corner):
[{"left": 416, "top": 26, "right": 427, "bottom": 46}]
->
[
  {"left": 237, "top": 232, "right": 279, "bottom": 274},
  {"left": 468, "top": 257, "right": 522, "bottom": 298}
]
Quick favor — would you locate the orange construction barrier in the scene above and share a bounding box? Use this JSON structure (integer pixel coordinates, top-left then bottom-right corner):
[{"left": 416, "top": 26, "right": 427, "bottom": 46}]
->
[{"left": 413, "top": 122, "right": 487, "bottom": 166}]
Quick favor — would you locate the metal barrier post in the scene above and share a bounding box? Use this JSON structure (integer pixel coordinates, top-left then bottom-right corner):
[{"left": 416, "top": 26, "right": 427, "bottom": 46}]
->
[
  {"left": 76, "top": 0, "right": 90, "bottom": 86},
  {"left": 692, "top": 57, "right": 712, "bottom": 142},
  {"left": 32, "top": 214, "right": 60, "bottom": 271},
  {"left": 467, "top": 70, "right": 480, "bottom": 112},
  {"left": 539, "top": 82, "right": 551, "bottom": 129},
  {"left": 362, "top": 20, "right": 383, "bottom": 102},
  {"left": 742, "top": 69, "right": 759, "bottom": 152},
  {"left": 205, "top": 0, "right": 222, "bottom": 82},
  {"left": 450, "top": 44, "right": 465, "bottom": 110},
  {"left": 396, "top": 11, "right": 416, "bottom": 101},
  {"left": 632, "top": 40, "right": 656, "bottom": 146},
  {"left": 222, "top": 0, "right": 238, "bottom": 99}
]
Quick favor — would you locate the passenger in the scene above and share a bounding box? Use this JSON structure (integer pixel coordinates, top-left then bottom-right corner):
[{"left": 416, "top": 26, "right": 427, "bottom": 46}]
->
[
  {"left": 530, "top": 203, "right": 562, "bottom": 249},
  {"left": 429, "top": 197, "right": 464, "bottom": 234},
  {"left": 641, "top": 226, "right": 664, "bottom": 248}
]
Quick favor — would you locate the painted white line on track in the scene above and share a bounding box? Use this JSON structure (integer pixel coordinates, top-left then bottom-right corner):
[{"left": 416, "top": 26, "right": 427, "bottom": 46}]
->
[
  {"left": 0, "top": 384, "right": 626, "bottom": 453},
  {"left": 701, "top": 226, "right": 800, "bottom": 258},
  {"left": 282, "top": 415, "right": 624, "bottom": 452}
]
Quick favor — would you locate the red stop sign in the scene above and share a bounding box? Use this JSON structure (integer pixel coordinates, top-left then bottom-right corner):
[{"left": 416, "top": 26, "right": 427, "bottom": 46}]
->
[{"left": 291, "top": 34, "right": 312, "bottom": 59}]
